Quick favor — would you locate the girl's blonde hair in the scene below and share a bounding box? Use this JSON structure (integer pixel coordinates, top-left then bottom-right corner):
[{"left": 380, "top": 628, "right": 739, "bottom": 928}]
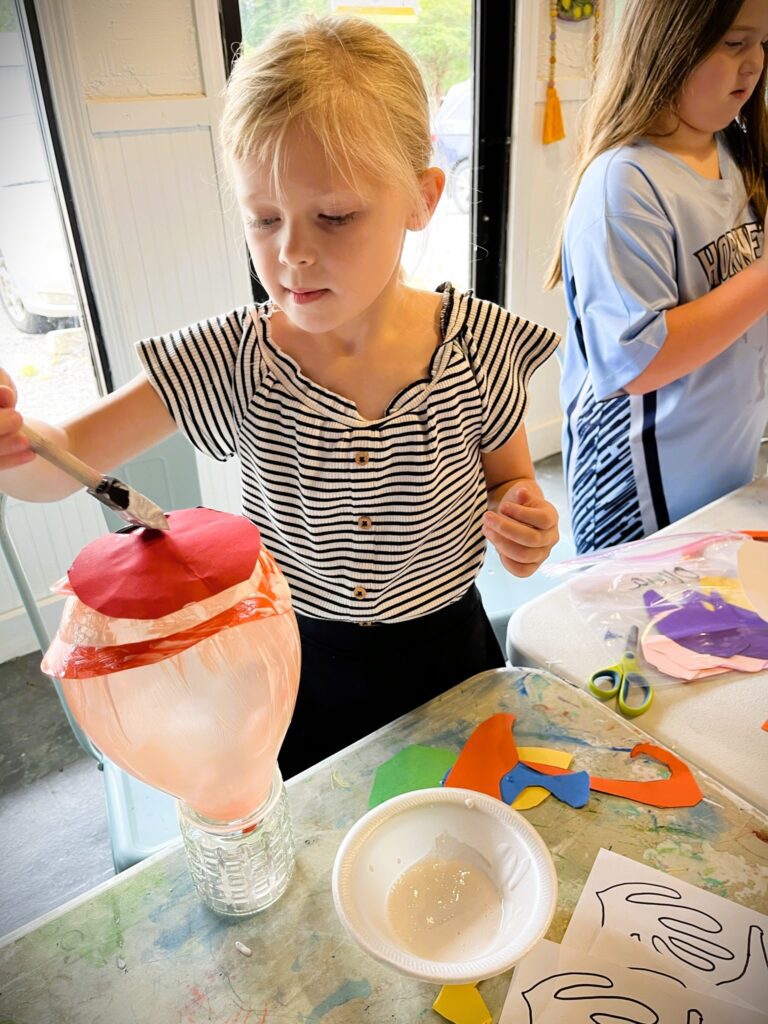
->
[
  {"left": 220, "top": 15, "right": 432, "bottom": 208},
  {"left": 545, "top": 0, "right": 768, "bottom": 289}
]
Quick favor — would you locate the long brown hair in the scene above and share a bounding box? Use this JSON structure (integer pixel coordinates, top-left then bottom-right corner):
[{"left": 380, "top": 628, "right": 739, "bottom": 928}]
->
[{"left": 545, "top": 0, "right": 768, "bottom": 289}]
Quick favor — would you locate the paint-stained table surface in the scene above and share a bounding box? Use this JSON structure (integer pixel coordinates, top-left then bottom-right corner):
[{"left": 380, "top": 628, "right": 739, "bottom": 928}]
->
[{"left": 2, "top": 668, "right": 767, "bottom": 1024}]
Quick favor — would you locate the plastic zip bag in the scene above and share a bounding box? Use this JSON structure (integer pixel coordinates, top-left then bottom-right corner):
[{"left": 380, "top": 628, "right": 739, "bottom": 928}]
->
[{"left": 544, "top": 532, "right": 768, "bottom": 684}]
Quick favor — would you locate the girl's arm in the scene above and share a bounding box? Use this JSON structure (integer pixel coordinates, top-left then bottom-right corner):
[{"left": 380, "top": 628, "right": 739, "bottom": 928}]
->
[
  {"left": 481, "top": 426, "right": 560, "bottom": 577},
  {"left": 0, "top": 370, "right": 177, "bottom": 502},
  {"left": 625, "top": 252, "right": 768, "bottom": 394}
]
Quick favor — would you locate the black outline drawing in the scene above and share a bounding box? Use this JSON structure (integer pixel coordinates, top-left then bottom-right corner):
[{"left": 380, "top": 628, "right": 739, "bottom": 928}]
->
[
  {"left": 591, "top": 880, "right": 767, "bottom": 1002},
  {"left": 520, "top": 970, "right": 711, "bottom": 1023},
  {"left": 715, "top": 925, "right": 767, "bottom": 989}
]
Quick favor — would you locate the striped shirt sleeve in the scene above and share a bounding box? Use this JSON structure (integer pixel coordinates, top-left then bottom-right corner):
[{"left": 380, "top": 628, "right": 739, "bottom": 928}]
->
[
  {"left": 136, "top": 309, "right": 247, "bottom": 462},
  {"left": 467, "top": 299, "right": 560, "bottom": 452}
]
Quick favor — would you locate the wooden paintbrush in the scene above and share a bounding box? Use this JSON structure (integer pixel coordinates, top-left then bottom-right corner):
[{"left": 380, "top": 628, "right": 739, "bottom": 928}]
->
[{"left": 21, "top": 425, "right": 169, "bottom": 531}]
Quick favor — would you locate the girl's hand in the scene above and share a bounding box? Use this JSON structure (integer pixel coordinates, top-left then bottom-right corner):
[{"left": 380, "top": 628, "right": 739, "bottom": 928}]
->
[
  {"left": 0, "top": 369, "right": 34, "bottom": 471},
  {"left": 482, "top": 482, "right": 559, "bottom": 577}
]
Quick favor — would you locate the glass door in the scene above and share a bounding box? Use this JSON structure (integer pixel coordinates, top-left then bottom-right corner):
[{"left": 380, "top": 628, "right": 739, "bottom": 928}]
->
[
  {"left": 231, "top": 0, "right": 473, "bottom": 291},
  {"left": 0, "top": 0, "right": 105, "bottom": 424}
]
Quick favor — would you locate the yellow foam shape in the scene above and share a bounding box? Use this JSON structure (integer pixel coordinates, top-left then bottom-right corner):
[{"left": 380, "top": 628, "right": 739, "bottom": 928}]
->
[
  {"left": 433, "top": 984, "right": 492, "bottom": 1024},
  {"left": 699, "top": 575, "right": 754, "bottom": 611},
  {"left": 513, "top": 746, "right": 574, "bottom": 810}
]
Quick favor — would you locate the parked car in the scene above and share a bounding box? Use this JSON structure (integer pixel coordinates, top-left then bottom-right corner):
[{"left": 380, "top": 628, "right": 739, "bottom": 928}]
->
[
  {"left": 0, "top": 181, "right": 79, "bottom": 334},
  {"left": 0, "top": 27, "right": 79, "bottom": 334},
  {"left": 432, "top": 78, "right": 472, "bottom": 214}
]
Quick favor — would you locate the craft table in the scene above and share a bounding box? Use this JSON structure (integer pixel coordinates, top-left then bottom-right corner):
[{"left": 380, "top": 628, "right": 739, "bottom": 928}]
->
[
  {"left": 508, "top": 477, "right": 768, "bottom": 814},
  {"left": 2, "top": 668, "right": 767, "bottom": 1024}
]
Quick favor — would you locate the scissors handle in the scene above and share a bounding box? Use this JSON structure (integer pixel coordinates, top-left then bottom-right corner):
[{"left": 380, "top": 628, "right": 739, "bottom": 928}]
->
[
  {"left": 589, "top": 667, "right": 621, "bottom": 700},
  {"left": 617, "top": 671, "right": 654, "bottom": 717}
]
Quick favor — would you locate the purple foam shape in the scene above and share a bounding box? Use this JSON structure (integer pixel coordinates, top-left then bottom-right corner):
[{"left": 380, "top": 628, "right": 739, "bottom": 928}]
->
[{"left": 643, "top": 589, "right": 768, "bottom": 660}]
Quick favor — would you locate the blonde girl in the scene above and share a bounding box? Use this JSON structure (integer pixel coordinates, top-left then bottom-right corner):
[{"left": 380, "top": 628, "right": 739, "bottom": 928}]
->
[
  {"left": 0, "top": 16, "right": 559, "bottom": 776},
  {"left": 549, "top": 0, "right": 768, "bottom": 554}
]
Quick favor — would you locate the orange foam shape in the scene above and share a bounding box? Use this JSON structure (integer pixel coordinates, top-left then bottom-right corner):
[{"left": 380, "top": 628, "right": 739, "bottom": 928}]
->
[
  {"left": 444, "top": 712, "right": 518, "bottom": 798},
  {"left": 524, "top": 742, "right": 702, "bottom": 808}
]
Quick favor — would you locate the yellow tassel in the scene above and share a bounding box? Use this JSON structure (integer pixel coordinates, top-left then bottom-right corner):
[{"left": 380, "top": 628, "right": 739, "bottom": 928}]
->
[{"left": 542, "top": 85, "right": 566, "bottom": 144}]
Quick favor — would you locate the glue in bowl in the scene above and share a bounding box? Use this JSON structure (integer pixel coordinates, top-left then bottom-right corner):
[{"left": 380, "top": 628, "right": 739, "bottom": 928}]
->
[{"left": 331, "top": 787, "right": 557, "bottom": 984}]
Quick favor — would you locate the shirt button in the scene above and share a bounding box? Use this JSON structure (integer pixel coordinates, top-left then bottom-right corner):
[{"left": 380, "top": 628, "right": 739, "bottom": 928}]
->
[
  {"left": 353, "top": 586, "right": 367, "bottom": 600},
  {"left": 354, "top": 451, "right": 370, "bottom": 466},
  {"left": 357, "top": 515, "right": 372, "bottom": 530}
]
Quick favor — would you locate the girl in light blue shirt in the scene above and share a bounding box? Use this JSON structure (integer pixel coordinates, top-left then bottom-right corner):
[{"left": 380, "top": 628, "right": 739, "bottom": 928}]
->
[{"left": 548, "top": 0, "right": 768, "bottom": 553}]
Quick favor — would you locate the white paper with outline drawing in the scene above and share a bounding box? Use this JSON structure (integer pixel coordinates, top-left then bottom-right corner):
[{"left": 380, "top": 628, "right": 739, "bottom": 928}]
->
[
  {"left": 499, "top": 939, "right": 768, "bottom": 1023},
  {"left": 562, "top": 848, "right": 768, "bottom": 1012}
]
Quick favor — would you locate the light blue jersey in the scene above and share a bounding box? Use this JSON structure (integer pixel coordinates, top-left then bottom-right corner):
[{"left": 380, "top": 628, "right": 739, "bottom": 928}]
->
[{"left": 560, "top": 136, "right": 767, "bottom": 553}]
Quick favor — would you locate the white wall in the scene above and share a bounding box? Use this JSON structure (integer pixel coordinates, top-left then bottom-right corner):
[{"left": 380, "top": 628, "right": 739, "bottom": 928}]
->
[
  {"left": 507, "top": 0, "right": 609, "bottom": 462},
  {"left": 37, "top": 0, "right": 250, "bottom": 388}
]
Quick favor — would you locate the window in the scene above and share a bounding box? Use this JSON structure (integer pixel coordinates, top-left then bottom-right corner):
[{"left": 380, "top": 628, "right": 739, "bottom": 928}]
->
[{"left": 0, "top": 0, "right": 106, "bottom": 425}]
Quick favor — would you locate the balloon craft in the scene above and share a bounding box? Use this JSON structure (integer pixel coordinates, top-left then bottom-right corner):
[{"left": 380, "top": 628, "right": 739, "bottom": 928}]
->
[{"left": 42, "top": 507, "right": 301, "bottom": 916}]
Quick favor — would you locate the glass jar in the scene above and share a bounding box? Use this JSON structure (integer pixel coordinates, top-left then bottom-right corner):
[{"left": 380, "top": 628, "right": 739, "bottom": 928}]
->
[{"left": 178, "top": 766, "right": 295, "bottom": 916}]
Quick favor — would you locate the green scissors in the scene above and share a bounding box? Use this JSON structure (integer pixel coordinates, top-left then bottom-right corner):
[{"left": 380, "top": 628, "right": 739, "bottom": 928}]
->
[{"left": 588, "top": 625, "right": 654, "bottom": 717}]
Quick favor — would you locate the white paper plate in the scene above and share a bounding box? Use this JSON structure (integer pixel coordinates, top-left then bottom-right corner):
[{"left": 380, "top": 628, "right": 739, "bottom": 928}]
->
[{"left": 331, "top": 787, "right": 557, "bottom": 984}]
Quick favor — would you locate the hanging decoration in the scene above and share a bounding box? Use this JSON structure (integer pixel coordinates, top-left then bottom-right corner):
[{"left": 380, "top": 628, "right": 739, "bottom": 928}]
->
[
  {"left": 592, "top": 0, "right": 601, "bottom": 73},
  {"left": 556, "top": 0, "right": 594, "bottom": 20},
  {"left": 545, "top": 0, "right": 602, "bottom": 145},
  {"left": 543, "top": 0, "right": 566, "bottom": 144}
]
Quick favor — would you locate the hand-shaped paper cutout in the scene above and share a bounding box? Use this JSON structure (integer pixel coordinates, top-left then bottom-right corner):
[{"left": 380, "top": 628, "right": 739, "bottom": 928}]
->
[
  {"left": 522, "top": 972, "right": 660, "bottom": 1023},
  {"left": 643, "top": 589, "right": 768, "bottom": 660},
  {"left": 593, "top": 881, "right": 768, "bottom": 1004},
  {"left": 641, "top": 625, "right": 768, "bottom": 681},
  {"left": 597, "top": 882, "right": 736, "bottom": 972}
]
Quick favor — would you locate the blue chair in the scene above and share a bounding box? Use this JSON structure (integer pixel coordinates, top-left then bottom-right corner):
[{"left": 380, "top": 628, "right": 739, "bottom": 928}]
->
[
  {"left": 0, "top": 492, "right": 180, "bottom": 873},
  {"left": 476, "top": 532, "right": 575, "bottom": 654}
]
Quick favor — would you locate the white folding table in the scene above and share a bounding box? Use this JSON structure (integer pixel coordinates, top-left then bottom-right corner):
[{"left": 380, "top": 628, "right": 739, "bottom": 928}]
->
[{"left": 507, "top": 477, "right": 768, "bottom": 813}]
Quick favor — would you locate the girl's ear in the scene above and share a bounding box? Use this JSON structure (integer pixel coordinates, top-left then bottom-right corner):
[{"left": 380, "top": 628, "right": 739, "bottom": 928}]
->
[{"left": 408, "top": 166, "right": 447, "bottom": 230}]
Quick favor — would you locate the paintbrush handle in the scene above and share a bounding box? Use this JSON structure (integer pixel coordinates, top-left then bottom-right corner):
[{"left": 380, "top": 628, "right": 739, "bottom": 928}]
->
[{"left": 21, "top": 424, "right": 103, "bottom": 491}]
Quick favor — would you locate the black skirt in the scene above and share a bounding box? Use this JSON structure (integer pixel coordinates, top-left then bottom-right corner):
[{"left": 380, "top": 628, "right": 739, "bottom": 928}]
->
[{"left": 277, "top": 585, "right": 504, "bottom": 779}]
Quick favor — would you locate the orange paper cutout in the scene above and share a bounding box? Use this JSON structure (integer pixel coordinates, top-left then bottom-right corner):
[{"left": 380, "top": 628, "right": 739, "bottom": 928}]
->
[
  {"left": 444, "top": 712, "right": 518, "bottom": 798},
  {"left": 762, "top": 720, "right": 768, "bottom": 732},
  {"left": 523, "top": 742, "right": 702, "bottom": 808},
  {"left": 44, "top": 593, "right": 277, "bottom": 678}
]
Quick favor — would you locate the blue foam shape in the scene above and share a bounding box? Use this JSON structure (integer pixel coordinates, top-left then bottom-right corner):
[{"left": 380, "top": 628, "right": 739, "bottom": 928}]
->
[{"left": 499, "top": 762, "right": 591, "bottom": 808}]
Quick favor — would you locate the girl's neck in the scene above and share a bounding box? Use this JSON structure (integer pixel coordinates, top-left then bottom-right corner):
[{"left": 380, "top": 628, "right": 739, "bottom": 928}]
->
[{"left": 645, "top": 119, "right": 720, "bottom": 180}]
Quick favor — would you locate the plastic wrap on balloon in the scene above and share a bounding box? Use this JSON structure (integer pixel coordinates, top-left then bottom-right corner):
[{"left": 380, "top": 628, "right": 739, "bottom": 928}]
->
[{"left": 42, "top": 507, "right": 301, "bottom": 822}]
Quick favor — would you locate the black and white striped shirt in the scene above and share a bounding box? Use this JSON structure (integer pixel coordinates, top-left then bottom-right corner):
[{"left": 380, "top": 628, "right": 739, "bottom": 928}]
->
[{"left": 137, "top": 285, "right": 558, "bottom": 622}]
